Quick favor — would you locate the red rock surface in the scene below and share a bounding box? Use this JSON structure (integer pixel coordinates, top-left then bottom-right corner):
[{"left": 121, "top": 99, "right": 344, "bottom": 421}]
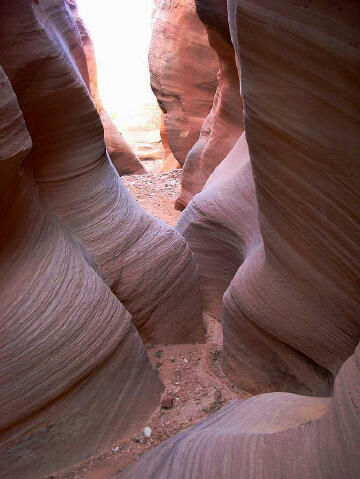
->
[
  {"left": 1, "top": 0, "right": 359, "bottom": 478},
  {"left": 121, "top": 0, "right": 360, "bottom": 477},
  {"left": 121, "top": 345, "right": 359, "bottom": 479},
  {"left": 222, "top": 0, "right": 360, "bottom": 395},
  {"left": 67, "top": 0, "right": 145, "bottom": 175},
  {"left": 178, "top": 0, "right": 360, "bottom": 395},
  {"left": 178, "top": 134, "right": 259, "bottom": 320},
  {"left": 149, "top": 0, "right": 218, "bottom": 166},
  {"left": 0, "top": 1, "right": 203, "bottom": 477},
  {"left": 160, "top": 112, "right": 180, "bottom": 171},
  {"left": 176, "top": 0, "right": 244, "bottom": 209}
]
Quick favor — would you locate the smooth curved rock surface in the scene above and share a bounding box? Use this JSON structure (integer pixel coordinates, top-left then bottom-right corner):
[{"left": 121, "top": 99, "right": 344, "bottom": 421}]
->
[
  {"left": 121, "top": 1, "right": 360, "bottom": 477},
  {"left": 149, "top": 0, "right": 218, "bottom": 166},
  {"left": 0, "top": 1, "right": 204, "bottom": 476},
  {"left": 68, "top": 0, "right": 145, "bottom": 176},
  {"left": 0, "top": 0, "right": 203, "bottom": 345},
  {"left": 121, "top": 340, "right": 360, "bottom": 479},
  {"left": 0, "top": 65, "right": 162, "bottom": 479},
  {"left": 176, "top": 0, "right": 244, "bottom": 210},
  {"left": 178, "top": 134, "right": 259, "bottom": 320},
  {"left": 160, "top": 112, "right": 180, "bottom": 171},
  {"left": 223, "top": 0, "right": 360, "bottom": 394},
  {"left": 179, "top": 0, "right": 360, "bottom": 395}
]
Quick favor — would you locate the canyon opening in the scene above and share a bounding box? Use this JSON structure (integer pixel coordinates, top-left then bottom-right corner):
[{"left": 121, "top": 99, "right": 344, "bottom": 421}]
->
[
  {"left": 76, "top": 0, "right": 165, "bottom": 171},
  {"left": 0, "top": 1, "right": 359, "bottom": 479}
]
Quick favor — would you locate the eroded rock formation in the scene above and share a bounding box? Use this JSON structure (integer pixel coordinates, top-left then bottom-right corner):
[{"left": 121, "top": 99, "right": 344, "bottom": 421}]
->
[
  {"left": 176, "top": 0, "right": 244, "bottom": 209},
  {"left": 160, "top": 112, "right": 180, "bottom": 170},
  {"left": 122, "top": 0, "right": 360, "bottom": 477},
  {"left": 178, "top": 133, "right": 259, "bottom": 320},
  {"left": 149, "top": 0, "right": 218, "bottom": 167},
  {"left": 0, "top": 1, "right": 203, "bottom": 477},
  {"left": 121, "top": 342, "right": 360, "bottom": 479},
  {"left": 1, "top": 0, "right": 359, "bottom": 477},
  {"left": 179, "top": 0, "right": 360, "bottom": 395},
  {"left": 67, "top": 0, "right": 145, "bottom": 175}
]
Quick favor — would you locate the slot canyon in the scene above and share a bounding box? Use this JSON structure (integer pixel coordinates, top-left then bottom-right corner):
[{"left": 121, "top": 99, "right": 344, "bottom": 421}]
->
[{"left": 0, "top": 0, "right": 359, "bottom": 478}]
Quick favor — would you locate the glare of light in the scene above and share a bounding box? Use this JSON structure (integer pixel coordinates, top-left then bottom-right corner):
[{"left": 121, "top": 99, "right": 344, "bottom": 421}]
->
[{"left": 76, "top": 0, "right": 157, "bottom": 131}]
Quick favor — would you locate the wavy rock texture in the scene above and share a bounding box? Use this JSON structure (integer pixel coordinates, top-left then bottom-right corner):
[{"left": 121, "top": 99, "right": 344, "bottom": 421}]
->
[
  {"left": 0, "top": 0, "right": 203, "bottom": 345},
  {"left": 67, "top": 0, "right": 145, "bottom": 175},
  {"left": 0, "top": 65, "right": 162, "bottom": 479},
  {"left": 149, "top": 0, "right": 218, "bottom": 167},
  {"left": 121, "top": 341, "right": 360, "bottom": 479},
  {"left": 0, "top": 0, "right": 204, "bottom": 476},
  {"left": 179, "top": 0, "right": 360, "bottom": 395},
  {"left": 223, "top": 0, "right": 360, "bottom": 395},
  {"left": 122, "top": 0, "right": 360, "bottom": 475},
  {"left": 176, "top": 0, "right": 244, "bottom": 209},
  {"left": 178, "top": 133, "right": 259, "bottom": 320}
]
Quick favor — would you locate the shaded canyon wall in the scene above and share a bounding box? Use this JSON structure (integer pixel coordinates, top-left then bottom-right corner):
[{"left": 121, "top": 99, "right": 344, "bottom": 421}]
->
[
  {"left": 0, "top": 1, "right": 203, "bottom": 477},
  {"left": 123, "top": 0, "right": 360, "bottom": 477}
]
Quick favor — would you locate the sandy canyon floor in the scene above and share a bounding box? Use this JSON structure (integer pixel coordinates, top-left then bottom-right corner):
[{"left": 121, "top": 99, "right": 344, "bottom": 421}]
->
[{"left": 47, "top": 167, "right": 250, "bottom": 479}]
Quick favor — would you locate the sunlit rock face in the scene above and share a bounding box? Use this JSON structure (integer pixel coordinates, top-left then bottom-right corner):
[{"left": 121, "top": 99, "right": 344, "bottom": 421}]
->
[
  {"left": 0, "top": 1, "right": 203, "bottom": 477},
  {"left": 175, "top": 0, "right": 244, "bottom": 209},
  {"left": 123, "top": 0, "right": 360, "bottom": 476},
  {"left": 67, "top": 0, "right": 145, "bottom": 175},
  {"left": 149, "top": 0, "right": 218, "bottom": 168},
  {"left": 160, "top": 112, "right": 180, "bottom": 170},
  {"left": 176, "top": 0, "right": 247, "bottom": 317}
]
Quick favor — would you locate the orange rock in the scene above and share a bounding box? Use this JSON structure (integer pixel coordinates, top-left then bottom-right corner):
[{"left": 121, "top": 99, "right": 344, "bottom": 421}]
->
[{"left": 149, "top": 0, "right": 218, "bottom": 166}]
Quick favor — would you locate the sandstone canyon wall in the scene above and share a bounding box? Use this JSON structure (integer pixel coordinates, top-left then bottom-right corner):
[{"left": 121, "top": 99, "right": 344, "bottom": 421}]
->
[
  {"left": 67, "top": 0, "right": 145, "bottom": 175},
  {"left": 160, "top": 111, "right": 179, "bottom": 170},
  {"left": 175, "top": 0, "right": 244, "bottom": 209},
  {"left": 1, "top": 0, "right": 359, "bottom": 478},
  {"left": 149, "top": 0, "right": 218, "bottom": 168},
  {"left": 178, "top": 0, "right": 360, "bottom": 395},
  {"left": 122, "top": 0, "right": 360, "bottom": 477},
  {"left": 0, "top": 1, "right": 203, "bottom": 478}
]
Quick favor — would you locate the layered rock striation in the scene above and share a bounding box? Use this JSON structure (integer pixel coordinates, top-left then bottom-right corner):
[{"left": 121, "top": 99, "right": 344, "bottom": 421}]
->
[
  {"left": 0, "top": 1, "right": 203, "bottom": 477},
  {"left": 124, "top": 0, "right": 360, "bottom": 476},
  {"left": 179, "top": 0, "right": 360, "bottom": 395},
  {"left": 176, "top": 0, "right": 244, "bottom": 209},
  {"left": 149, "top": 0, "right": 218, "bottom": 168},
  {"left": 1, "top": 0, "right": 359, "bottom": 477}
]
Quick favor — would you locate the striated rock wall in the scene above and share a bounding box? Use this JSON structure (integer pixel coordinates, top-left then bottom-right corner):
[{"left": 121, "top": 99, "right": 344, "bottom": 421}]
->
[
  {"left": 0, "top": 63, "right": 161, "bottom": 479},
  {"left": 222, "top": 0, "right": 360, "bottom": 395},
  {"left": 149, "top": 0, "right": 218, "bottom": 167},
  {"left": 178, "top": 133, "right": 259, "bottom": 320},
  {"left": 123, "top": 0, "right": 360, "bottom": 476},
  {"left": 122, "top": 341, "right": 360, "bottom": 479},
  {"left": 0, "top": 1, "right": 203, "bottom": 477},
  {"left": 176, "top": 0, "right": 244, "bottom": 209},
  {"left": 67, "top": 0, "right": 145, "bottom": 175},
  {"left": 179, "top": 0, "right": 360, "bottom": 395}
]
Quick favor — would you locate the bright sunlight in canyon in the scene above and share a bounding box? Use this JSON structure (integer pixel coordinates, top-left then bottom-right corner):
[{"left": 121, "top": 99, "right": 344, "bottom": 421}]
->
[{"left": 77, "top": 0, "right": 161, "bottom": 161}]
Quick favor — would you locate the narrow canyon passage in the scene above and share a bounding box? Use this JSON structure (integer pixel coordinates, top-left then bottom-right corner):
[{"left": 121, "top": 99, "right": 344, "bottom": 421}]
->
[
  {"left": 47, "top": 313, "right": 250, "bottom": 478},
  {"left": 0, "top": 1, "right": 359, "bottom": 479},
  {"left": 45, "top": 175, "right": 250, "bottom": 478}
]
